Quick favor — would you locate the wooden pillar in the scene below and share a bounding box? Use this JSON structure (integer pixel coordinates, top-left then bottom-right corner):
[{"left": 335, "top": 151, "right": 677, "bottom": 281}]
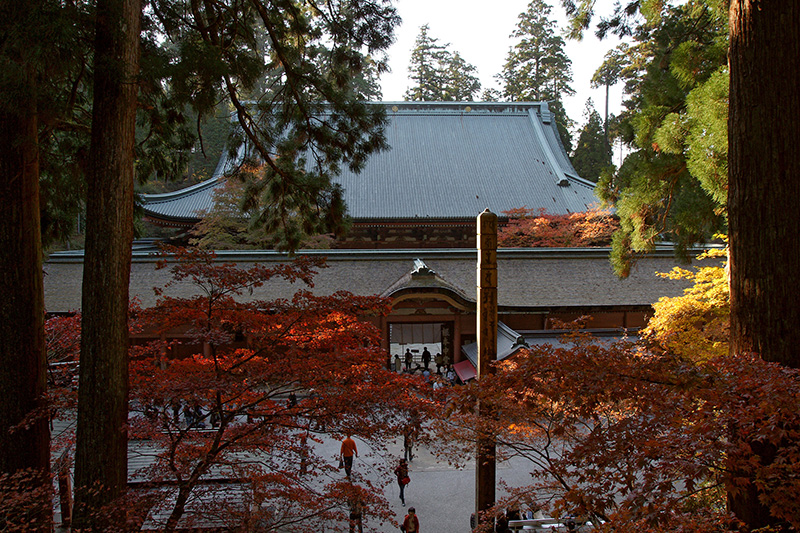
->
[
  {"left": 453, "top": 311, "right": 462, "bottom": 365},
  {"left": 475, "top": 209, "right": 497, "bottom": 528}
]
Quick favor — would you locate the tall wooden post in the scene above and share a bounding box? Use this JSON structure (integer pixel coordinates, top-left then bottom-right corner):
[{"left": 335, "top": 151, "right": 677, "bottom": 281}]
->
[{"left": 476, "top": 209, "right": 497, "bottom": 528}]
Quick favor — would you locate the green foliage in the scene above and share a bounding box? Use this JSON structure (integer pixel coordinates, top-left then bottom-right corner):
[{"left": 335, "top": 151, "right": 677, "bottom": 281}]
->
[
  {"left": 0, "top": 0, "right": 93, "bottom": 248},
  {"left": 10, "top": 0, "right": 397, "bottom": 251},
  {"left": 591, "top": 45, "right": 627, "bottom": 89},
  {"left": 189, "top": 172, "right": 339, "bottom": 250},
  {"left": 655, "top": 67, "right": 729, "bottom": 205},
  {"left": 136, "top": 103, "right": 234, "bottom": 194},
  {"left": 589, "top": 0, "right": 729, "bottom": 275},
  {"left": 404, "top": 25, "right": 481, "bottom": 101},
  {"left": 571, "top": 100, "right": 613, "bottom": 182},
  {"left": 499, "top": 0, "right": 575, "bottom": 150},
  {"left": 443, "top": 53, "right": 482, "bottom": 101},
  {"left": 145, "top": 0, "right": 399, "bottom": 252}
]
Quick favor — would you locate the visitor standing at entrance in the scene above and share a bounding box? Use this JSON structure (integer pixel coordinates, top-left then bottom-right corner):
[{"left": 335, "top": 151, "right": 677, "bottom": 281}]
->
[
  {"left": 434, "top": 352, "right": 443, "bottom": 374},
  {"left": 340, "top": 435, "right": 358, "bottom": 477},
  {"left": 404, "top": 349, "right": 413, "bottom": 371},
  {"left": 421, "top": 347, "right": 431, "bottom": 370}
]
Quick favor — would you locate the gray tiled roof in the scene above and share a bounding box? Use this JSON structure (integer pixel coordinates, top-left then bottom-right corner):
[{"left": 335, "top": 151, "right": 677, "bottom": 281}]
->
[
  {"left": 141, "top": 102, "right": 598, "bottom": 223},
  {"left": 44, "top": 248, "right": 715, "bottom": 314},
  {"left": 139, "top": 144, "right": 246, "bottom": 222}
]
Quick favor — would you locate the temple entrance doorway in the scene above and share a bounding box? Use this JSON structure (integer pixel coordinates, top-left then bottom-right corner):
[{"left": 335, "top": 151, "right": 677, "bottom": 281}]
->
[{"left": 389, "top": 322, "right": 454, "bottom": 372}]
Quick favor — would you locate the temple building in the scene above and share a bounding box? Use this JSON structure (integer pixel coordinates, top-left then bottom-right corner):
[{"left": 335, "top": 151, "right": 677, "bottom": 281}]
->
[{"left": 45, "top": 102, "right": 709, "bottom": 379}]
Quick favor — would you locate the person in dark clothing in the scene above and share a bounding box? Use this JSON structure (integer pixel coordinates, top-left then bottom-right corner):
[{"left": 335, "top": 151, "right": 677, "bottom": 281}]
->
[
  {"left": 172, "top": 401, "right": 181, "bottom": 425},
  {"left": 193, "top": 403, "right": 205, "bottom": 428},
  {"left": 421, "top": 347, "right": 431, "bottom": 370},
  {"left": 183, "top": 404, "right": 195, "bottom": 427},
  {"left": 404, "top": 349, "right": 413, "bottom": 371},
  {"left": 495, "top": 509, "right": 510, "bottom": 533},
  {"left": 403, "top": 425, "right": 415, "bottom": 462},
  {"left": 348, "top": 495, "right": 363, "bottom": 533},
  {"left": 394, "top": 458, "right": 410, "bottom": 506}
]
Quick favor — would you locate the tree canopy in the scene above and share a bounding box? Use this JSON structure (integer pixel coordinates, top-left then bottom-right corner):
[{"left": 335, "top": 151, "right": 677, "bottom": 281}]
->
[
  {"left": 587, "top": 0, "right": 729, "bottom": 275},
  {"left": 404, "top": 24, "right": 481, "bottom": 102},
  {"left": 498, "top": 0, "right": 575, "bottom": 151},
  {"left": 570, "top": 100, "right": 613, "bottom": 182},
  {"left": 127, "top": 246, "right": 426, "bottom": 530}
]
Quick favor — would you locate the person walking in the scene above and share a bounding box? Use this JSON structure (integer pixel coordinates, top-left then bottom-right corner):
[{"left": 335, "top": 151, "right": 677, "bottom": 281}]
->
[
  {"left": 394, "top": 458, "right": 410, "bottom": 506},
  {"left": 340, "top": 434, "right": 358, "bottom": 477},
  {"left": 401, "top": 507, "right": 419, "bottom": 532},
  {"left": 403, "top": 425, "right": 415, "bottom": 462},
  {"left": 348, "top": 495, "right": 364, "bottom": 533}
]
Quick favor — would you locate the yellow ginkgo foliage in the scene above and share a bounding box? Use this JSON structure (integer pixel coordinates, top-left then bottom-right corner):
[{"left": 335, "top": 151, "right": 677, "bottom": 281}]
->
[{"left": 642, "top": 250, "right": 729, "bottom": 362}]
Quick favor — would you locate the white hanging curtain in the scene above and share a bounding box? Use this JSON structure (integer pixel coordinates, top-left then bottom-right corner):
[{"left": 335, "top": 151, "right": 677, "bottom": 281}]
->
[{"left": 390, "top": 323, "right": 442, "bottom": 344}]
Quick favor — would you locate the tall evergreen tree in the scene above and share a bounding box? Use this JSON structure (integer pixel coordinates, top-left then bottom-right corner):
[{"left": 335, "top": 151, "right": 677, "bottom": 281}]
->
[
  {"left": 591, "top": 45, "right": 627, "bottom": 150},
  {"left": 72, "top": 0, "right": 141, "bottom": 526},
  {"left": 589, "top": 0, "right": 729, "bottom": 275},
  {"left": 499, "top": 0, "right": 575, "bottom": 149},
  {"left": 728, "top": 1, "right": 800, "bottom": 525},
  {"left": 404, "top": 24, "right": 481, "bottom": 101},
  {"left": 0, "top": 0, "right": 89, "bottom": 525},
  {"left": 405, "top": 25, "right": 449, "bottom": 101},
  {"left": 571, "top": 100, "right": 612, "bottom": 182},
  {"left": 0, "top": 10, "right": 51, "bottom": 529},
  {"left": 443, "top": 52, "right": 482, "bottom": 101}
]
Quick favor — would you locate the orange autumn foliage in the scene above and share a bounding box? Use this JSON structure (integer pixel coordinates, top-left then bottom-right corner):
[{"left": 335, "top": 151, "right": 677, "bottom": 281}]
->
[
  {"left": 498, "top": 207, "right": 619, "bottom": 248},
  {"left": 436, "top": 328, "right": 800, "bottom": 532}
]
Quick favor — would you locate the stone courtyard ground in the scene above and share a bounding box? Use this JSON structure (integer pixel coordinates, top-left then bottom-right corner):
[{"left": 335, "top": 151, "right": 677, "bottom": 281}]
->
[{"left": 53, "top": 415, "right": 573, "bottom": 532}]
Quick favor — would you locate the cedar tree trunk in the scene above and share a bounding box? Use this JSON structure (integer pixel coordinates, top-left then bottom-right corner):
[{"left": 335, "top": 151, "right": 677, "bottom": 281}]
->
[
  {"left": 72, "top": 0, "right": 141, "bottom": 527},
  {"left": 728, "top": 0, "right": 800, "bottom": 528},
  {"left": 0, "top": 67, "right": 51, "bottom": 526}
]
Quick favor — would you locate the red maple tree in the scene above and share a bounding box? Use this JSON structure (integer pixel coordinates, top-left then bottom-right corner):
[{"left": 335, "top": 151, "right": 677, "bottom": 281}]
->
[
  {"left": 436, "top": 327, "right": 800, "bottom": 531},
  {"left": 126, "top": 246, "right": 430, "bottom": 531}
]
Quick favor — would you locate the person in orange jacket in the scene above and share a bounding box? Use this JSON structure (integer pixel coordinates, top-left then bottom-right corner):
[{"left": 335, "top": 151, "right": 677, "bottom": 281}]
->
[
  {"left": 340, "top": 434, "right": 358, "bottom": 477},
  {"left": 401, "top": 506, "right": 419, "bottom": 532}
]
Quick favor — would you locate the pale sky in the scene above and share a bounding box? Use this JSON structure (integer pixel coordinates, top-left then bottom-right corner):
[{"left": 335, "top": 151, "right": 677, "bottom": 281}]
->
[{"left": 379, "top": 0, "right": 627, "bottom": 136}]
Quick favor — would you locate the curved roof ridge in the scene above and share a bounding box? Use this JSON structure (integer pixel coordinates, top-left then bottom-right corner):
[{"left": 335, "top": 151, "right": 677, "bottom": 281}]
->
[
  {"left": 380, "top": 258, "right": 473, "bottom": 304},
  {"left": 141, "top": 176, "right": 223, "bottom": 202}
]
